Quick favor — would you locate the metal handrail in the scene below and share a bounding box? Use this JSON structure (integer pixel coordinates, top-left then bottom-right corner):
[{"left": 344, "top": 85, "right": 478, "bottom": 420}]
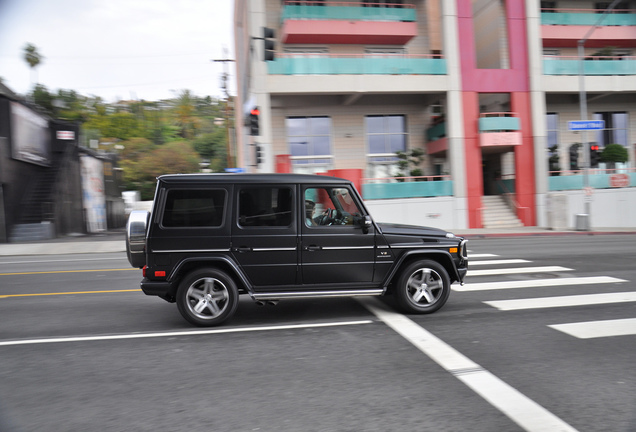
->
[{"left": 495, "top": 179, "right": 530, "bottom": 224}]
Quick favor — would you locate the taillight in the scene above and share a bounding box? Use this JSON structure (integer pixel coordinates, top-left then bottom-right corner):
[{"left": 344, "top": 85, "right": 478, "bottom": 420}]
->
[{"left": 142, "top": 265, "right": 147, "bottom": 278}]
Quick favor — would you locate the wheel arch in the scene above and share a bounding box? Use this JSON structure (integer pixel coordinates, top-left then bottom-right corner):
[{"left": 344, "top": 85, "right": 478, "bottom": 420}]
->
[
  {"left": 168, "top": 257, "right": 253, "bottom": 297},
  {"left": 384, "top": 250, "right": 459, "bottom": 293}
]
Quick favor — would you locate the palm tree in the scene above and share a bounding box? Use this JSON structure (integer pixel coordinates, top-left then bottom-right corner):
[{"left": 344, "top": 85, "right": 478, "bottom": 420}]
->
[
  {"left": 173, "top": 90, "right": 199, "bottom": 139},
  {"left": 23, "top": 43, "right": 44, "bottom": 88}
]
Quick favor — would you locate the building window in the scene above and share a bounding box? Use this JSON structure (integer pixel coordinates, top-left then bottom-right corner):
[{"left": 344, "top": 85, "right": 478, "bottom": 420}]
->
[
  {"left": 286, "top": 116, "right": 332, "bottom": 173},
  {"left": 366, "top": 115, "right": 407, "bottom": 178},
  {"left": 540, "top": 1, "right": 556, "bottom": 11},
  {"left": 546, "top": 113, "right": 560, "bottom": 172},
  {"left": 594, "top": 112, "right": 629, "bottom": 148}
]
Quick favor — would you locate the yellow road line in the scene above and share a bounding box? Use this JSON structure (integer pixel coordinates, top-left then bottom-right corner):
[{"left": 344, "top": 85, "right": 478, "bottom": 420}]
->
[
  {"left": 0, "top": 268, "right": 138, "bottom": 276},
  {"left": 0, "top": 289, "right": 142, "bottom": 298}
]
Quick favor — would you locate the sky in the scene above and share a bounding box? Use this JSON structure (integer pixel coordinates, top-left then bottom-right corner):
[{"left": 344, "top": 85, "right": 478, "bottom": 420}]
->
[{"left": 0, "top": 0, "right": 235, "bottom": 102}]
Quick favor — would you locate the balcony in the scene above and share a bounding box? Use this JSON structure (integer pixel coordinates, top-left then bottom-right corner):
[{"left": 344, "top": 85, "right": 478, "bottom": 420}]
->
[
  {"left": 541, "top": 8, "right": 636, "bottom": 48},
  {"left": 541, "top": 8, "right": 636, "bottom": 26},
  {"left": 479, "top": 112, "right": 521, "bottom": 132},
  {"left": 362, "top": 176, "right": 453, "bottom": 200},
  {"left": 479, "top": 113, "right": 521, "bottom": 148},
  {"left": 543, "top": 55, "right": 636, "bottom": 75},
  {"left": 281, "top": 1, "right": 417, "bottom": 44},
  {"left": 268, "top": 53, "right": 447, "bottom": 75}
]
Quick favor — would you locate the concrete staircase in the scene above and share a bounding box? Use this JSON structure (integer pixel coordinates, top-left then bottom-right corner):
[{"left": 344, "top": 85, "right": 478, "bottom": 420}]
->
[{"left": 481, "top": 195, "right": 523, "bottom": 228}]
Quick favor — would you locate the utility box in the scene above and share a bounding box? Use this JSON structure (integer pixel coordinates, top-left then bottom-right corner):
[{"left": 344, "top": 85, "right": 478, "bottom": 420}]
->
[
  {"left": 547, "top": 193, "right": 568, "bottom": 230},
  {"left": 575, "top": 213, "right": 589, "bottom": 231}
]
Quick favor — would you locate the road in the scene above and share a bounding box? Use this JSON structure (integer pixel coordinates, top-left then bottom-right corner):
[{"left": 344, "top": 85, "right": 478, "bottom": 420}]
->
[{"left": 0, "top": 235, "right": 634, "bottom": 432}]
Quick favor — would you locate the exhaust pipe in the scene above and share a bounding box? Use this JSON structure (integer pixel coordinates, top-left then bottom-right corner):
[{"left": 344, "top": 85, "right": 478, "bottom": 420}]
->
[
  {"left": 255, "top": 301, "right": 265, "bottom": 307},
  {"left": 266, "top": 300, "right": 279, "bottom": 306}
]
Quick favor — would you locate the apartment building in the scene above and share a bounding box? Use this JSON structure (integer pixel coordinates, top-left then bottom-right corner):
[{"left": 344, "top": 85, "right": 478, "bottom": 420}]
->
[{"left": 233, "top": 0, "right": 636, "bottom": 229}]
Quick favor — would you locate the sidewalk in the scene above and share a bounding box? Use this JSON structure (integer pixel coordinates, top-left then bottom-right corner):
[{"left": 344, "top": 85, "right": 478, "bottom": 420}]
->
[{"left": 1, "top": 227, "right": 635, "bottom": 257}]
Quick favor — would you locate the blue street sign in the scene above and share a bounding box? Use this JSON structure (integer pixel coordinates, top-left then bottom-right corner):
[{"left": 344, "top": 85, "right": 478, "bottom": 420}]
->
[
  {"left": 224, "top": 167, "right": 246, "bottom": 173},
  {"left": 568, "top": 120, "right": 605, "bottom": 131}
]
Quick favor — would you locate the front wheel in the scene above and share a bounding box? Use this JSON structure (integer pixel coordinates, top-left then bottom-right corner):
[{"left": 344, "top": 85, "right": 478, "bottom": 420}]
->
[
  {"left": 176, "top": 268, "right": 239, "bottom": 327},
  {"left": 394, "top": 260, "right": 450, "bottom": 314}
]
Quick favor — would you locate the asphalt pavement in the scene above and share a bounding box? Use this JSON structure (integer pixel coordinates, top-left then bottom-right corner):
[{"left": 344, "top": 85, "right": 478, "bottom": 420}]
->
[{"left": 1, "top": 226, "right": 635, "bottom": 256}]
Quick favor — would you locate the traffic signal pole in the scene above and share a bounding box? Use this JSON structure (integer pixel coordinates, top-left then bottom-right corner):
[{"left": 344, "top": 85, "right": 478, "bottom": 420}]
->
[{"left": 577, "top": 0, "right": 621, "bottom": 231}]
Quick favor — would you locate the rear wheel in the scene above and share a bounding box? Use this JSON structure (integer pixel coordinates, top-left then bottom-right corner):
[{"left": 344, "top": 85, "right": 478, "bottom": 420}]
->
[
  {"left": 394, "top": 260, "right": 450, "bottom": 314},
  {"left": 176, "top": 268, "right": 239, "bottom": 327}
]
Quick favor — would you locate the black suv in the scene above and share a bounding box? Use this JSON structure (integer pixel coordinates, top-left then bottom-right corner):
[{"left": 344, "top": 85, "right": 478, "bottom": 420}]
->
[{"left": 126, "top": 174, "right": 468, "bottom": 326}]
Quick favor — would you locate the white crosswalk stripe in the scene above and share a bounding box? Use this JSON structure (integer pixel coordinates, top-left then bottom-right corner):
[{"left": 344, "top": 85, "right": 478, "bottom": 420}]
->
[
  {"left": 485, "top": 292, "right": 636, "bottom": 311},
  {"left": 467, "top": 266, "right": 572, "bottom": 277},
  {"left": 470, "top": 259, "right": 531, "bottom": 266},
  {"left": 454, "top": 276, "right": 626, "bottom": 292},
  {"left": 548, "top": 318, "right": 636, "bottom": 339}
]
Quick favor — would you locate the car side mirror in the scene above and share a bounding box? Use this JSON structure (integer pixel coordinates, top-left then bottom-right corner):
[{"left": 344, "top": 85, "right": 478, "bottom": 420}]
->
[{"left": 361, "top": 215, "right": 372, "bottom": 234}]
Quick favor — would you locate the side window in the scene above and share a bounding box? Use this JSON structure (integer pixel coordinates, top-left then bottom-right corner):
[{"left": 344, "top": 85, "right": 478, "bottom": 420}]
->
[
  {"left": 238, "top": 187, "right": 293, "bottom": 227},
  {"left": 162, "top": 189, "right": 225, "bottom": 227},
  {"left": 304, "top": 187, "right": 362, "bottom": 227}
]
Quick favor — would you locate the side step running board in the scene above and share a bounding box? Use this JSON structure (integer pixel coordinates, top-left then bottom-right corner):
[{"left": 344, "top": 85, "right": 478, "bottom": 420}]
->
[{"left": 252, "top": 289, "right": 384, "bottom": 301}]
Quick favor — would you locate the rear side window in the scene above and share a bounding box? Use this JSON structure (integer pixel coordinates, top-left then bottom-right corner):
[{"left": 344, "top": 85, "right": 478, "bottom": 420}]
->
[
  {"left": 238, "top": 187, "right": 292, "bottom": 227},
  {"left": 162, "top": 189, "right": 226, "bottom": 227}
]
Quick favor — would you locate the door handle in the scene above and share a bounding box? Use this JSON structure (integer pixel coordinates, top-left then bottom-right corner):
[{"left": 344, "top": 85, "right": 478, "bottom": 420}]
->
[
  {"left": 232, "top": 246, "right": 253, "bottom": 252},
  {"left": 303, "top": 245, "right": 322, "bottom": 251}
]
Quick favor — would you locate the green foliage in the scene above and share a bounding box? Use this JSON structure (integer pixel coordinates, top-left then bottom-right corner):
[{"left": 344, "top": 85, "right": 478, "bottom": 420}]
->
[
  {"left": 396, "top": 148, "right": 426, "bottom": 180},
  {"left": 26, "top": 84, "right": 231, "bottom": 197},
  {"left": 122, "top": 141, "right": 201, "bottom": 199},
  {"left": 600, "top": 143, "right": 628, "bottom": 164},
  {"left": 23, "top": 43, "right": 43, "bottom": 69}
]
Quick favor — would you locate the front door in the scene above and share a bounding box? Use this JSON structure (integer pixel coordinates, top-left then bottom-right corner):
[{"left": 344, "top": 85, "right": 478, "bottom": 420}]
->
[{"left": 301, "top": 185, "right": 376, "bottom": 286}]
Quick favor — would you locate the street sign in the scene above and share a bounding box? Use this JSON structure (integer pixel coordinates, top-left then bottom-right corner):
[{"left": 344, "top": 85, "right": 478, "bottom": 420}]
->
[
  {"left": 568, "top": 120, "right": 605, "bottom": 131},
  {"left": 225, "top": 167, "right": 246, "bottom": 173},
  {"left": 610, "top": 174, "right": 630, "bottom": 188}
]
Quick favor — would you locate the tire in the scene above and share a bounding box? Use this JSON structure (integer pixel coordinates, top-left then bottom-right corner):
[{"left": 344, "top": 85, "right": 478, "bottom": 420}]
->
[
  {"left": 394, "top": 260, "right": 450, "bottom": 314},
  {"left": 176, "top": 268, "right": 239, "bottom": 327}
]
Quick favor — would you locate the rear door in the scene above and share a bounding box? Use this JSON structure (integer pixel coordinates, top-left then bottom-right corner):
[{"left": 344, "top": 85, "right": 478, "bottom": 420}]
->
[
  {"left": 231, "top": 184, "right": 298, "bottom": 288},
  {"left": 301, "top": 185, "right": 376, "bottom": 286}
]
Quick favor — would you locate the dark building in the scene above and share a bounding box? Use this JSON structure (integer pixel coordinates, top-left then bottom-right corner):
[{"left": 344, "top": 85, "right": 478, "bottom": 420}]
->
[{"left": 0, "top": 82, "right": 125, "bottom": 242}]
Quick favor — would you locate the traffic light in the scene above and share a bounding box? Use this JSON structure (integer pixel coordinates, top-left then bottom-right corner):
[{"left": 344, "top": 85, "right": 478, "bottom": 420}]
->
[
  {"left": 249, "top": 107, "right": 260, "bottom": 136},
  {"left": 569, "top": 144, "right": 579, "bottom": 171},
  {"left": 590, "top": 144, "right": 600, "bottom": 168},
  {"left": 255, "top": 145, "right": 263, "bottom": 165},
  {"left": 263, "top": 27, "right": 275, "bottom": 61}
]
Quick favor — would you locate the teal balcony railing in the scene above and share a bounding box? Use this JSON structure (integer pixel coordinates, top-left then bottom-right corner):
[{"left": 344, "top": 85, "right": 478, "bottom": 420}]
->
[
  {"left": 544, "top": 56, "right": 636, "bottom": 75},
  {"left": 478, "top": 113, "right": 520, "bottom": 132},
  {"left": 268, "top": 54, "right": 447, "bottom": 75},
  {"left": 548, "top": 170, "right": 636, "bottom": 191},
  {"left": 363, "top": 176, "right": 453, "bottom": 200},
  {"left": 541, "top": 8, "right": 636, "bottom": 26},
  {"left": 426, "top": 121, "right": 446, "bottom": 141},
  {"left": 282, "top": 1, "right": 416, "bottom": 22}
]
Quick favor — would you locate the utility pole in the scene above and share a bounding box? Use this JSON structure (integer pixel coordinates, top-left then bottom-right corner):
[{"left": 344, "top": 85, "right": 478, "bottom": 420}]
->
[
  {"left": 213, "top": 48, "right": 236, "bottom": 169},
  {"left": 577, "top": 0, "right": 621, "bottom": 230}
]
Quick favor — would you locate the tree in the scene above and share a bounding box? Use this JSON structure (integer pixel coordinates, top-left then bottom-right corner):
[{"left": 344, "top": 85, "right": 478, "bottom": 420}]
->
[
  {"left": 600, "top": 143, "right": 628, "bottom": 170},
  {"left": 23, "top": 43, "right": 44, "bottom": 88},
  {"left": 172, "top": 90, "right": 200, "bottom": 139},
  {"left": 121, "top": 141, "right": 201, "bottom": 199}
]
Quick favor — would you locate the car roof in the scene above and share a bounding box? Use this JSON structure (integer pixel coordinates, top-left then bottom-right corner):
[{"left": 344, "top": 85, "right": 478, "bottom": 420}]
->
[{"left": 157, "top": 173, "right": 350, "bottom": 185}]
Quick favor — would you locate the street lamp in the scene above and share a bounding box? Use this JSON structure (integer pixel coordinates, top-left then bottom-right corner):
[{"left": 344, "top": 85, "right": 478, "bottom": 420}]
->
[{"left": 577, "top": 0, "right": 621, "bottom": 230}]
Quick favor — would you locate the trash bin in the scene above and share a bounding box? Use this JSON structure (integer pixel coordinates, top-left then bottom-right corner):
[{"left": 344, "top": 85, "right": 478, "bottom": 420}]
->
[{"left": 575, "top": 214, "right": 589, "bottom": 231}]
